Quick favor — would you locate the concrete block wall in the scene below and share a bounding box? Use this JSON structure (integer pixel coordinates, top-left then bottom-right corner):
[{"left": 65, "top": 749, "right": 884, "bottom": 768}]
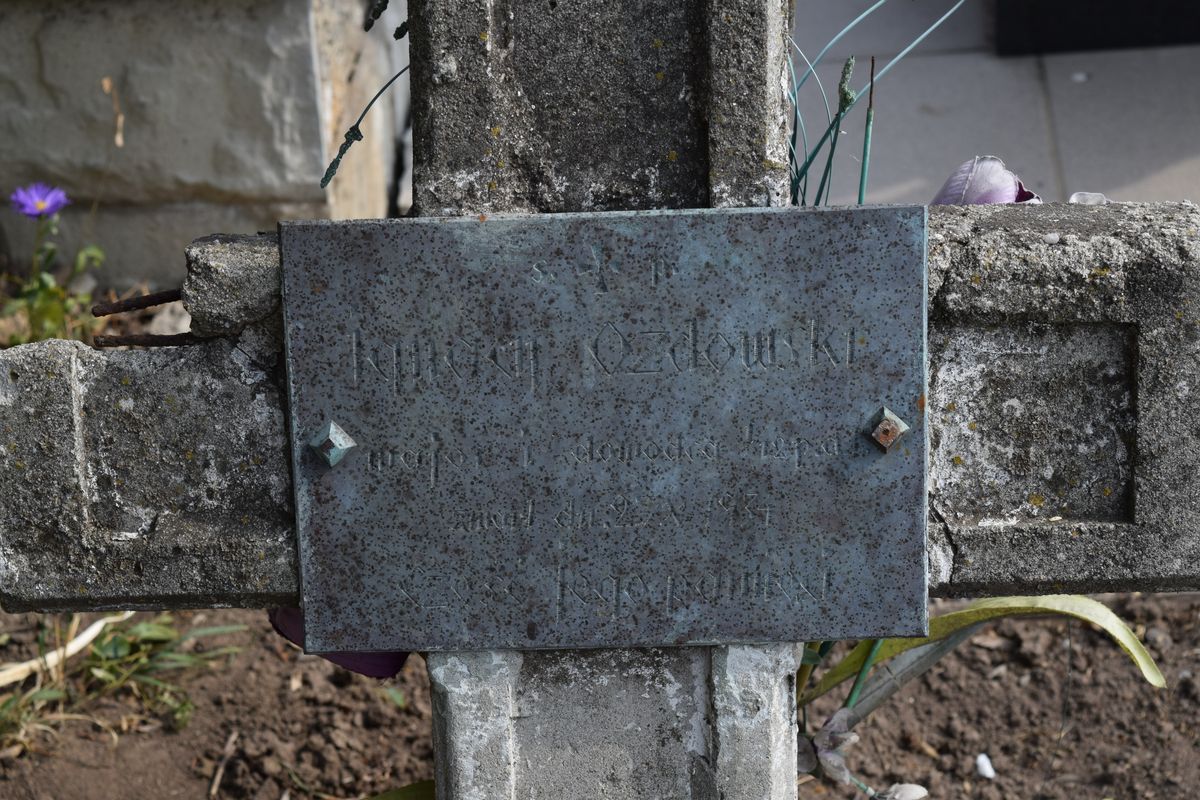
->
[{"left": 0, "top": 0, "right": 400, "bottom": 289}]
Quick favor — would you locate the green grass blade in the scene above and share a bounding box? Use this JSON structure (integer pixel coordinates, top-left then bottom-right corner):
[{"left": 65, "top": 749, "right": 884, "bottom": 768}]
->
[
  {"left": 800, "top": 595, "right": 1166, "bottom": 707},
  {"left": 794, "top": 0, "right": 968, "bottom": 189},
  {"left": 792, "top": 0, "right": 888, "bottom": 93},
  {"left": 366, "top": 780, "right": 437, "bottom": 800},
  {"left": 855, "top": 0, "right": 967, "bottom": 101},
  {"left": 786, "top": 55, "right": 810, "bottom": 203},
  {"left": 178, "top": 624, "right": 249, "bottom": 641},
  {"left": 790, "top": 41, "right": 833, "bottom": 130}
]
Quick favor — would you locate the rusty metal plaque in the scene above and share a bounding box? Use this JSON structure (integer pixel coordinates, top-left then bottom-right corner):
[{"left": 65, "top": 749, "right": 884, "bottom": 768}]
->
[{"left": 280, "top": 206, "right": 928, "bottom": 653}]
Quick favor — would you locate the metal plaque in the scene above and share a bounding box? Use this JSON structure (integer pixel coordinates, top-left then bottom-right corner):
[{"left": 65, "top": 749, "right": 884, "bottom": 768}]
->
[{"left": 281, "top": 206, "right": 928, "bottom": 652}]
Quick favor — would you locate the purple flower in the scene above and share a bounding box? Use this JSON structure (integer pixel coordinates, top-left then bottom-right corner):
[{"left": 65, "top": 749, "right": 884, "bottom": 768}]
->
[
  {"left": 268, "top": 608, "right": 409, "bottom": 679},
  {"left": 931, "top": 156, "right": 1041, "bottom": 205},
  {"left": 10, "top": 183, "right": 70, "bottom": 218}
]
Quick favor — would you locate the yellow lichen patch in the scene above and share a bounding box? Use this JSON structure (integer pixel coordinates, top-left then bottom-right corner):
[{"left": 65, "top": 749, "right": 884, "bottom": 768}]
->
[
  {"left": 1089, "top": 266, "right": 1111, "bottom": 279},
  {"left": 1029, "top": 493, "right": 1046, "bottom": 507},
  {"left": 487, "top": 180, "right": 498, "bottom": 191},
  {"left": 490, "top": 126, "right": 502, "bottom": 137},
  {"left": 184, "top": 450, "right": 194, "bottom": 461},
  {"left": 666, "top": 150, "right": 678, "bottom": 162},
  {"left": 951, "top": 455, "right": 964, "bottom": 466},
  {"left": 945, "top": 402, "right": 957, "bottom": 412},
  {"left": 655, "top": 71, "right": 665, "bottom": 81},
  {"left": 967, "top": 421, "right": 977, "bottom": 431},
  {"left": 652, "top": 38, "right": 664, "bottom": 48},
  {"left": 1102, "top": 486, "right": 1113, "bottom": 497},
  {"left": 970, "top": 274, "right": 982, "bottom": 285},
  {"left": 495, "top": 159, "right": 505, "bottom": 169},
  {"left": 120, "top": 376, "right": 131, "bottom": 386},
  {"left": 478, "top": 31, "right": 489, "bottom": 41}
]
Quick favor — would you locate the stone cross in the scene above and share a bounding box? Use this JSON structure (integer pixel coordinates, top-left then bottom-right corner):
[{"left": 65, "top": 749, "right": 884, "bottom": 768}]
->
[{"left": 2, "top": 2, "right": 1199, "bottom": 798}]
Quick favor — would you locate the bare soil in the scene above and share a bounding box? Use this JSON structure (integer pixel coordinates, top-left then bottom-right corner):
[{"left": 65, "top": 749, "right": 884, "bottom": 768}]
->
[{"left": 0, "top": 592, "right": 1195, "bottom": 799}]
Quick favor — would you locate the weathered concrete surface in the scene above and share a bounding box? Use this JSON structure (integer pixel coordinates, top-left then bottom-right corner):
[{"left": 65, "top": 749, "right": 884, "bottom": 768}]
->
[
  {"left": 426, "top": 644, "right": 800, "bottom": 800},
  {"left": 408, "top": 0, "right": 791, "bottom": 215},
  {"left": 182, "top": 233, "right": 281, "bottom": 337},
  {"left": 707, "top": 0, "right": 792, "bottom": 208},
  {"left": 0, "top": 0, "right": 396, "bottom": 288},
  {"left": 4, "top": 203, "right": 1198, "bottom": 612},
  {"left": 927, "top": 201, "right": 1200, "bottom": 595},
  {"left": 0, "top": 334, "right": 294, "bottom": 612},
  {"left": 428, "top": 651, "right": 521, "bottom": 800}
]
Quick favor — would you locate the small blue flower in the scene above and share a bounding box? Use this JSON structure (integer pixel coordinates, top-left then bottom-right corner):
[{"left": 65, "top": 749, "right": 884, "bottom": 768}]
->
[{"left": 10, "top": 183, "right": 70, "bottom": 218}]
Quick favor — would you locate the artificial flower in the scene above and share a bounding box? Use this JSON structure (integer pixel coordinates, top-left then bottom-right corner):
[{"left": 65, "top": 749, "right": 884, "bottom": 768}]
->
[
  {"left": 797, "top": 708, "right": 860, "bottom": 784},
  {"left": 931, "top": 155, "right": 1040, "bottom": 205}
]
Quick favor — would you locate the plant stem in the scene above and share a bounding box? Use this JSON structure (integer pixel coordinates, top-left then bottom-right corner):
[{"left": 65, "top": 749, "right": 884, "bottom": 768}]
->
[
  {"left": 850, "top": 775, "right": 877, "bottom": 797},
  {"left": 845, "top": 638, "right": 883, "bottom": 709},
  {"left": 792, "top": 0, "right": 888, "bottom": 95},
  {"left": 320, "top": 65, "right": 410, "bottom": 188},
  {"left": 813, "top": 111, "right": 841, "bottom": 205},
  {"left": 793, "top": 0, "right": 967, "bottom": 189},
  {"left": 30, "top": 218, "right": 50, "bottom": 281},
  {"left": 857, "top": 57, "right": 876, "bottom": 205}
]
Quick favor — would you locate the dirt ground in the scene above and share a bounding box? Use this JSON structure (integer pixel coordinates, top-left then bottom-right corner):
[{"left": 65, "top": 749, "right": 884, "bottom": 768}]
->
[{"left": 0, "top": 592, "right": 1195, "bottom": 800}]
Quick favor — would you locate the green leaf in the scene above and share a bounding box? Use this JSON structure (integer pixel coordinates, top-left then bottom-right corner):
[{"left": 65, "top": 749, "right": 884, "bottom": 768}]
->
[
  {"left": 127, "top": 621, "right": 179, "bottom": 643},
  {"left": 800, "top": 595, "right": 1165, "bottom": 706},
  {"left": 366, "top": 780, "right": 436, "bottom": 800},
  {"left": 92, "top": 634, "right": 132, "bottom": 660},
  {"left": 131, "top": 674, "right": 177, "bottom": 690},
  {"left": 381, "top": 686, "right": 407, "bottom": 708},
  {"left": 73, "top": 245, "right": 105, "bottom": 276},
  {"left": 798, "top": 648, "right": 825, "bottom": 666},
  {"left": 179, "top": 624, "right": 249, "bottom": 641},
  {"left": 27, "top": 688, "right": 67, "bottom": 704},
  {"left": 89, "top": 667, "right": 118, "bottom": 683}
]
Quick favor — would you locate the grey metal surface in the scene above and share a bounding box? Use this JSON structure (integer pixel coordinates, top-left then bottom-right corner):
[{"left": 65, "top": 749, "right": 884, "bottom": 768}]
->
[{"left": 293, "top": 206, "right": 927, "bottom": 651}]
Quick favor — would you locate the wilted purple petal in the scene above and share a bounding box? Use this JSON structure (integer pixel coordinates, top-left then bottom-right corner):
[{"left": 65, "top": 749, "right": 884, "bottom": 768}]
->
[
  {"left": 10, "top": 183, "right": 69, "bottom": 218},
  {"left": 818, "top": 748, "right": 853, "bottom": 784},
  {"left": 268, "top": 607, "right": 409, "bottom": 679},
  {"left": 813, "top": 707, "right": 857, "bottom": 751},
  {"left": 931, "top": 156, "right": 1041, "bottom": 206},
  {"left": 797, "top": 736, "right": 819, "bottom": 773}
]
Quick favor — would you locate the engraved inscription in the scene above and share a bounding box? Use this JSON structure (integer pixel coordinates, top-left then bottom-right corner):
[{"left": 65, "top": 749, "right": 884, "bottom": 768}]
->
[
  {"left": 283, "top": 207, "right": 928, "bottom": 650},
  {"left": 348, "top": 317, "right": 859, "bottom": 396},
  {"left": 555, "top": 556, "right": 830, "bottom": 621}
]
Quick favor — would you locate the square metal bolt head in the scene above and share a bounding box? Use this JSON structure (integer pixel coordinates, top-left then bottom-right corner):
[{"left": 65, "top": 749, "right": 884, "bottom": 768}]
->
[
  {"left": 309, "top": 420, "right": 357, "bottom": 467},
  {"left": 869, "top": 407, "right": 910, "bottom": 451}
]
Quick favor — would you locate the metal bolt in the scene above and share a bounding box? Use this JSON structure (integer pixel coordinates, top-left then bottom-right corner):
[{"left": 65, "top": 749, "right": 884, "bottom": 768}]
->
[
  {"left": 869, "top": 407, "right": 910, "bottom": 451},
  {"left": 309, "top": 421, "right": 357, "bottom": 467}
]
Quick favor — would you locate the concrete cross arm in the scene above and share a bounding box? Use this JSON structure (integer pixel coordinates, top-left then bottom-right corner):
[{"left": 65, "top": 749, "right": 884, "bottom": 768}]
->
[{"left": 1, "top": 202, "right": 1198, "bottom": 613}]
